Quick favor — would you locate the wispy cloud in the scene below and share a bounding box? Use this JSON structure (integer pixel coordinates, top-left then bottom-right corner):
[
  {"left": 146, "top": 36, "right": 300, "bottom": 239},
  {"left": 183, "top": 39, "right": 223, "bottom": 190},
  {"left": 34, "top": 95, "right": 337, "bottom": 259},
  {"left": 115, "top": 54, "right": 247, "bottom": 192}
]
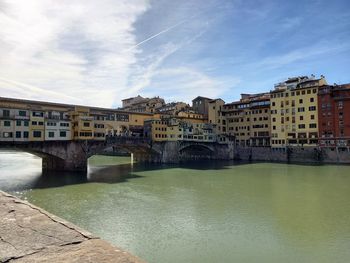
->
[
  {"left": 126, "top": 28, "right": 209, "bottom": 98},
  {"left": 142, "top": 67, "right": 240, "bottom": 103},
  {"left": 0, "top": 0, "right": 149, "bottom": 107},
  {"left": 243, "top": 42, "right": 350, "bottom": 72},
  {"left": 0, "top": 77, "right": 80, "bottom": 102}
]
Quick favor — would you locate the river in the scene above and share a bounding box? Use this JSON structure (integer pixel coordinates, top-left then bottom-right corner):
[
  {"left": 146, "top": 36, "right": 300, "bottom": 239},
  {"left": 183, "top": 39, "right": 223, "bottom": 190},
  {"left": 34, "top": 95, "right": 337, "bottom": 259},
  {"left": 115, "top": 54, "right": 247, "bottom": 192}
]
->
[{"left": 1, "top": 150, "right": 350, "bottom": 263}]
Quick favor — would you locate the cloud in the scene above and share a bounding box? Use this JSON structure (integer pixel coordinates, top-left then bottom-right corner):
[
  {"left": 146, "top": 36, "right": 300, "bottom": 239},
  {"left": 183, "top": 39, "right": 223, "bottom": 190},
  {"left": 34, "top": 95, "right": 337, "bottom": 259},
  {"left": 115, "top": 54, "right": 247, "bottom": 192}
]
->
[
  {"left": 141, "top": 67, "right": 240, "bottom": 103},
  {"left": 0, "top": 0, "right": 149, "bottom": 107},
  {"left": 125, "top": 28, "right": 208, "bottom": 98},
  {"left": 243, "top": 42, "right": 350, "bottom": 72}
]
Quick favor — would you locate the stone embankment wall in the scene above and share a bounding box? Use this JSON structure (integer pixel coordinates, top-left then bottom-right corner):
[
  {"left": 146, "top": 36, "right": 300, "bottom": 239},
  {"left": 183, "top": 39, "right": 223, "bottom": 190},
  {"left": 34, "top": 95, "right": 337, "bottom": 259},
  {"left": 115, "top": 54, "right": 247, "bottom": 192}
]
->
[{"left": 234, "top": 146, "right": 350, "bottom": 164}]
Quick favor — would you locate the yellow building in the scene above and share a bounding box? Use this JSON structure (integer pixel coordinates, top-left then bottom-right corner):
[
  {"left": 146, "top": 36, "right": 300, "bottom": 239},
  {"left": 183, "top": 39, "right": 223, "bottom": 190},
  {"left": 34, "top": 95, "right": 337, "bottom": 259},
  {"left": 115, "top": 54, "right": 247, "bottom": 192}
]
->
[
  {"left": 71, "top": 106, "right": 94, "bottom": 140},
  {"left": 222, "top": 101, "right": 251, "bottom": 146},
  {"left": 29, "top": 110, "right": 45, "bottom": 141},
  {"left": 208, "top": 99, "right": 225, "bottom": 134},
  {"left": 167, "top": 119, "right": 183, "bottom": 141},
  {"left": 221, "top": 93, "right": 271, "bottom": 146},
  {"left": 270, "top": 76, "right": 327, "bottom": 148},
  {"left": 144, "top": 119, "right": 168, "bottom": 142}
]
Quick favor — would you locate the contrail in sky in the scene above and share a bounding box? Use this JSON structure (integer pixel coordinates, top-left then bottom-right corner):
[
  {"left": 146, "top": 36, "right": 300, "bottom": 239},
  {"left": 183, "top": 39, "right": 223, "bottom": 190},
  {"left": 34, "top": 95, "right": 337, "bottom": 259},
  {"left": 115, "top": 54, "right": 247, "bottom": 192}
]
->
[
  {"left": 126, "top": 19, "right": 189, "bottom": 51},
  {"left": 0, "top": 77, "right": 79, "bottom": 101}
]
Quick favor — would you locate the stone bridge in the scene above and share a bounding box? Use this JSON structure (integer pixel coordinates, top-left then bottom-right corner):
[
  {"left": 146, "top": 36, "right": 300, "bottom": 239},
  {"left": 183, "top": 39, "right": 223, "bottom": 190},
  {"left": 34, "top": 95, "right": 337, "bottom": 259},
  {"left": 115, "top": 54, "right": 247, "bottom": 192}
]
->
[
  {"left": 152, "top": 140, "right": 235, "bottom": 163},
  {"left": 0, "top": 137, "right": 156, "bottom": 172},
  {"left": 0, "top": 138, "right": 235, "bottom": 172}
]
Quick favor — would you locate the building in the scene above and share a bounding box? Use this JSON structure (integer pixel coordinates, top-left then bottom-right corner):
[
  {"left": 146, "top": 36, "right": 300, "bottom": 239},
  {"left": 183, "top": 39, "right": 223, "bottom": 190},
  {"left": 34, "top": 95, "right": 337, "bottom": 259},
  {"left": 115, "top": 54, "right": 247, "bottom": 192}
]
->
[
  {"left": 208, "top": 99, "right": 225, "bottom": 134},
  {"left": 121, "top": 96, "right": 165, "bottom": 113},
  {"left": 270, "top": 75, "right": 327, "bottom": 148},
  {"left": 121, "top": 95, "right": 145, "bottom": 108},
  {"left": 156, "top": 102, "right": 189, "bottom": 116},
  {"left": 0, "top": 97, "right": 155, "bottom": 142},
  {"left": 192, "top": 96, "right": 213, "bottom": 116},
  {"left": 45, "top": 110, "right": 71, "bottom": 141},
  {"left": 144, "top": 119, "right": 168, "bottom": 142},
  {"left": 182, "top": 122, "right": 216, "bottom": 142},
  {"left": 318, "top": 84, "right": 350, "bottom": 147},
  {"left": 0, "top": 108, "right": 30, "bottom": 142},
  {"left": 143, "top": 116, "right": 216, "bottom": 143},
  {"left": 222, "top": 93, "right": 270, "bottom": 146}
]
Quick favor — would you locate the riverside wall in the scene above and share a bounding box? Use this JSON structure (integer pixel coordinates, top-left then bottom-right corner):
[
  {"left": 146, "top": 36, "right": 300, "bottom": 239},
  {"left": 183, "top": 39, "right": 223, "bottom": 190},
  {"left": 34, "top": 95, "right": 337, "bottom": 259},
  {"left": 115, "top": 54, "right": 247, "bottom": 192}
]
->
[
  {"left": 102, "top": 140, "right": 350, "bottom": 165},
  {"left": 234, "top": 146, "right": 350, "bottom": 164}
]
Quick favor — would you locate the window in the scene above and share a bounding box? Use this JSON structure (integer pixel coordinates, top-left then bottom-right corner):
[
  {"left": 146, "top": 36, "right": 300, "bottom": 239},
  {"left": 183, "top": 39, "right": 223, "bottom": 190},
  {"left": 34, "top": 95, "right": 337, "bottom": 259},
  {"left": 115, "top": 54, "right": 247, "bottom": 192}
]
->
[
  {"left": 19, "top": 111, "right": 26, "bottom": 116},
  {"left": 299, "top": 99, "right": 303, "bottom": 104},
  {"left": 16, "top": 120, "right": 21, "bottom": 126},
  {"left": 38, "top": 122, "right": 44, "bottom": 125},
  {"left": 3, "top": 110, "right": 10, "bottom": 117},
  {"left": 49, "top": 132, "right": 55, "bottom": 138},
  {"left": 24, "top": 121, "right": 29, "bottom": 127},
  {"left": 32, "top": 121, "right": 37, "bottom": 125},
  {"left": 300, "top": 116, "right": 304, "bottom": 121},
  {"left": 4, "top": 120, "right": 11, "bottom": 127},
  {"left": 3, "top": 132, "right": 13, "bottom": 138},
  {"left": 298, "top": 124, "right": 305, "bottom": 129},
  {"left": 83, "top": 122, "right": 90, "bottom": 127},
  {"left": 32, "top": 111, "right": 44, "bottom": 117},
  {"left": 310, "top": 98, "right": 314, "bottom": 102},
  {"left": 33, "top": 131, "right": 42, "bottom": 138},
  {"left": 309, "top": 106, "right": 316, "bottom": 111},
  {"left": 23, "top": 131, "right": 29, "bottom": 138},
  {"left": 311, "top": 115, "right": 315, "bottom": 120},
  {"left": 309, "top": 123, "right": 317, "bottom": 128},
  {"left": 79, "top": 132, "right": 92, "bottom": 137},
  {"left": 16, "top": 131, "right": 21, "bottom": 138},
  {"left": 298, "top": 107, "right": 305, "bottom": 112}
]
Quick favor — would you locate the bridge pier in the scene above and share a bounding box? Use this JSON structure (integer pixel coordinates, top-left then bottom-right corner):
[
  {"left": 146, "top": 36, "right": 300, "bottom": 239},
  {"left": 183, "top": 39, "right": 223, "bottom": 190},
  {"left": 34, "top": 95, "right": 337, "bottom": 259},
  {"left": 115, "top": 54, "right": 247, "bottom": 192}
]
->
[
  {"left": 42, "top": 155, "right": 88, "bottom": 172},
  {"left": 39, "top": 141, "right": 89, "bottom": 172}
]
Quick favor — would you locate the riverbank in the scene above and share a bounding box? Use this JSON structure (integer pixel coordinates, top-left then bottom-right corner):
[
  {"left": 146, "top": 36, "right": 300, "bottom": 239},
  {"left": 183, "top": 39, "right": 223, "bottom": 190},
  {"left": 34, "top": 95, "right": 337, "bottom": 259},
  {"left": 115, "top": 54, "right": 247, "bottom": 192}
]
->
[{"left": 0, "top": 191, "right": 144, "bottom": 263}]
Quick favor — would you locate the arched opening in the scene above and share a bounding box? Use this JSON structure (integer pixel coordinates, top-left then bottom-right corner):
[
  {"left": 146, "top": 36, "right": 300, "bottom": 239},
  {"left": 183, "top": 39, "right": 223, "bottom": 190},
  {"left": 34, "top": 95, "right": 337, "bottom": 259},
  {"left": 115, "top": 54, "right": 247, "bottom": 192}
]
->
[
  {"left": 179, "top": 144, "right": 214, "bottom": 160},
  {"left": 0, "top": 149, "right": 42, "bottom": 191}
]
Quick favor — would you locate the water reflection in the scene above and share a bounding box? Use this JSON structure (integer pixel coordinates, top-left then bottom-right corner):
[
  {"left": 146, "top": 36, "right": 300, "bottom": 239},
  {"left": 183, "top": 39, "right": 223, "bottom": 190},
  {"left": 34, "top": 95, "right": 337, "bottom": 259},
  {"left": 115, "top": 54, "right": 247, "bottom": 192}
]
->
[
  {"left": 0, "top": 150, "right": 245, "bottom": 191},
  {"left": 1, "top": 151, "right": 350, "bottom": 263}
]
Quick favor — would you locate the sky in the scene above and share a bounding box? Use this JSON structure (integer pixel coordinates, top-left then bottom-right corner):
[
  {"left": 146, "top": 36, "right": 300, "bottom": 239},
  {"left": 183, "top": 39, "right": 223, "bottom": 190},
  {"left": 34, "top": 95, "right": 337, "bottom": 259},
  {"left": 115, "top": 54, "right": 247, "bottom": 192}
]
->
[{"left": 0, "top": 0, "right": 349, "bottom": 107}]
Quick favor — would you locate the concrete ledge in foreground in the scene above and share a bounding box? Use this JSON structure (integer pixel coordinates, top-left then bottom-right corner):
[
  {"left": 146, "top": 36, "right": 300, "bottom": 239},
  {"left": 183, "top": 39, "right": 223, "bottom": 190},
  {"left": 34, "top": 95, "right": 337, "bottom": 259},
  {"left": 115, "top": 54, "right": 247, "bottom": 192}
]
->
[{"left": 0, "top": 191, "right": 145, "bottom": 263}]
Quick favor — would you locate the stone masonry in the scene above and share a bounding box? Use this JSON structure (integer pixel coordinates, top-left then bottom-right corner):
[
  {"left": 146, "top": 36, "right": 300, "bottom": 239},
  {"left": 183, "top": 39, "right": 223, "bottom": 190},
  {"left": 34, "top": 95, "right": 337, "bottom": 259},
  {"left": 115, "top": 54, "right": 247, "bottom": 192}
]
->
[{"left": 0, "top": 191, "right": 145, "bottom": 263}]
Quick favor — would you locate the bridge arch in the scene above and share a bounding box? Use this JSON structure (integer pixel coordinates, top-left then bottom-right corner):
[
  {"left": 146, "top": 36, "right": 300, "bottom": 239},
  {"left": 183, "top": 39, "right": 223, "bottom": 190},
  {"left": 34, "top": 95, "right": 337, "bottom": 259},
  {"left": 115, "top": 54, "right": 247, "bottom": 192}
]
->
[
  {"left": 179, "top": 143, "right": 215, "bottom": 160},
  {"left": 179, "top": 143, "right": 215, "bottom": 153}
]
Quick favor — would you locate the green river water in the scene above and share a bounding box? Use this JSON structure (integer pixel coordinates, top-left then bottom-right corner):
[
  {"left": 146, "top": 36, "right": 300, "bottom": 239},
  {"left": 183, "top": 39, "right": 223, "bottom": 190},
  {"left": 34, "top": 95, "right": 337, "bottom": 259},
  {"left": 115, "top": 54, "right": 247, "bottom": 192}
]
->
[{"left": 0, "top": 151, "right": 350, "bottom": 262}]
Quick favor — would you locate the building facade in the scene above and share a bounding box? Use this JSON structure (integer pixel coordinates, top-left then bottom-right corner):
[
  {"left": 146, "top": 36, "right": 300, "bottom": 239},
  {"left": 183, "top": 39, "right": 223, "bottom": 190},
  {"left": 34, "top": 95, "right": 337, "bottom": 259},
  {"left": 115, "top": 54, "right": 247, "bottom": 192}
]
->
[
  {"left": 270, "top": 76, "right": 327, "bottom": 148},
  {"left": 221, "top": 93, "right": 270, "bottom": 146},
  {"left": 318, "top": 84, "right": 350, "bottom": 147},
  {"left": 192, "top": 96, "right": 213, "bottom": 117}
]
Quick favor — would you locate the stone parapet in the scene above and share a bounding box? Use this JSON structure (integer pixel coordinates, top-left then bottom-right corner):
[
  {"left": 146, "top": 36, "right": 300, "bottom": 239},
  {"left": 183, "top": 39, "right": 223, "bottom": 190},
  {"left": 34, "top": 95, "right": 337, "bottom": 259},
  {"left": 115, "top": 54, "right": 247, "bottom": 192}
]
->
[{"left": 0, "top": 191, "right": 145, "bottom": 263}]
